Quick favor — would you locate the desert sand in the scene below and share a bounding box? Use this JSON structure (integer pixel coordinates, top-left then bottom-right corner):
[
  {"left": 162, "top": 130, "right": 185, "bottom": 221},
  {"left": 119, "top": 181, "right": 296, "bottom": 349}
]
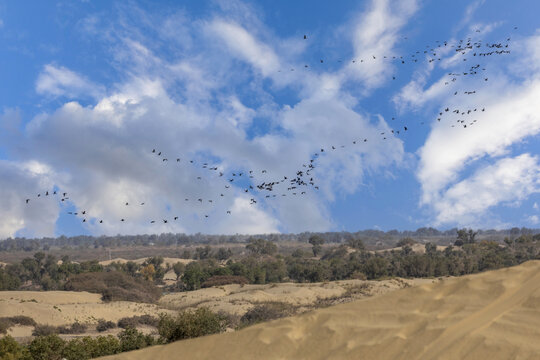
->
[
  {"left": 0, "top": 278, "right": 414, "bottom": 340},
  {"left": 103, "top": 260, "right": 540, "bottom": 360},
  {"left": 0, "top": 291, "right": 168, "bottom": 328},
  {"left": 159, "top": 278, "right": 421, "bottom": 315}
]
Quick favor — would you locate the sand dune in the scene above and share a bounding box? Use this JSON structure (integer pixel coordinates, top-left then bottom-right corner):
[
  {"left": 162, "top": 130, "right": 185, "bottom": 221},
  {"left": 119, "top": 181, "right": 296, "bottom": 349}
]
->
[
  {"left": 0, "top": 291, "right": 169, "bottom": 327},
  {"left": 159, "top": 278, "right": 421, "bottom": 315},
  {"left": 103, "top": 261, "right": 540, "bottom": 360}
]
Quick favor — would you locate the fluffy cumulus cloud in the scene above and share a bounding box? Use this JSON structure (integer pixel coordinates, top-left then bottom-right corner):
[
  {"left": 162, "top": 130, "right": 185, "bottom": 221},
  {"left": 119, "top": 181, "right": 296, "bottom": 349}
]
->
[
  {"left": 416, "top": 29, "right": 540, "bottom": 226},
  {"left": 0, "top": 160, "right": 59, "bottom": 239},
  {"left": 0, "top": 0, "right": 408, "bottom": 238}
]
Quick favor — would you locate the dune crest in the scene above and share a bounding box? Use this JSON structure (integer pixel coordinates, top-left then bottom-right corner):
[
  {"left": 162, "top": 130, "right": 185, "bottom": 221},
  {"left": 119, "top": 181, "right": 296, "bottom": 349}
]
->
[{"left": 102, "top": 261, "right": 540, "bottom": 360}]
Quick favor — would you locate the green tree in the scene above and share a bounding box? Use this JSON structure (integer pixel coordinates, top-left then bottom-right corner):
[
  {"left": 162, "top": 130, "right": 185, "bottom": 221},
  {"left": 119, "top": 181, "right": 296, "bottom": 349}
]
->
[
  {"left": 456, "top": 228, "right": 477, "bottom": 245},
  {"left": 363, "top": 257, "right": 389, "bottom": 279},
  {"left": 346, "top": 237, "right": 365, "bottom": 251},
  {"left": 308, "top": 235, "right": 324, "bottom": 257},
  {"left": 182, "top": 262, "right": 209, "bottom": 290},
  {"left": 172, "top": 262, "right": 185, "bottom": 280},
  {"left": 216, "top": 248, "right": 233, "bottom": 261},
  {"left": 246, "top": 238, "right": 277, "bottom": 256},
  {"left": 425, "top": 242, "right": 437, "bottom": 256}
]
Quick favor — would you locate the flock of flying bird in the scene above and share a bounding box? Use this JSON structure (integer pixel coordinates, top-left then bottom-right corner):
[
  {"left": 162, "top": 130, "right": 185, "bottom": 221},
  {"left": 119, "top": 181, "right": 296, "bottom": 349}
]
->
[{"left": 24, "top": 26, "right": 517, "bottom": 227}]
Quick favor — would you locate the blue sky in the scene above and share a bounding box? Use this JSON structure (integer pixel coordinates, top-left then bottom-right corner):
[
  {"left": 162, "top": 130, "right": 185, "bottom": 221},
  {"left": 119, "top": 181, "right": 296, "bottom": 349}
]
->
[{"left": 1, "top": 0, "right": 540, "bottom": 238}]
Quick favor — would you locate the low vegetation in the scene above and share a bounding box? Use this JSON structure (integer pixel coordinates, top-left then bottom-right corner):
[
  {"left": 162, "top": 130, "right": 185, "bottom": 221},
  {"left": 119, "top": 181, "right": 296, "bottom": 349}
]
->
[
  {"left": 117, "top": 315, "right": 159, "bottom": 329},
  {"left": 0, "top": 316, "right": 36, "bottom": 334},
  {"left": 0, "top": 329, "right": 152, "bottom": 360},
  {"left": 96, "top": 319, "right": 116, "bottom": 332},
  {"left": 157, "top": 307, "right": 227, "bottom": 343},
  {"left": 239, "top": 302, "right": 295, "bottom": 327},
  {"left": 65, "top": 271, "right": 161, "bottom": 303}
]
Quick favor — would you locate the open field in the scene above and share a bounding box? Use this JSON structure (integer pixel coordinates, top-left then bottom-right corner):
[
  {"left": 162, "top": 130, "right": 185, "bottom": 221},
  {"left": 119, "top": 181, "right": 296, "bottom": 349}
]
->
[
  {"left": 102, "top": 260, "right": 540, "bottom": 360},
  {"left": 0, "top": 291, "right": 170, "bottom": 339},
  {"left": 0, "top": 277, "right": 418, "bottom": 342}
]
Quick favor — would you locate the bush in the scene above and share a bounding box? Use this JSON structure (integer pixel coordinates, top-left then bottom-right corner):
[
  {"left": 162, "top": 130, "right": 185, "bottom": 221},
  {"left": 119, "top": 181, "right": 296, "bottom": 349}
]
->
[
  {"left": 0, "top": 316, "right": 37, "bottom": 334},
  {"left": 7, "top": 315, "right": 37, "bottom": 327},
  {"left": 90, "top": 335, "right": 121, "bottom": 357},
  {"left": 240, "top": 302, "right": 292, "bottom": 327},
  {"left": 32, "top": 324, "right": 58, "bottom": 336},
  {"left": 26, "top": 334, "right": 65, "bottom": 360},
  {"left": 201, "top": 275, "right": 249, "bottom": 288},
  {"left": 96, "top": 319, "right": 116, "bottom": 332},
  {"left": 118, "top": 328, "right": 155, "bottom": 352},
  {"left": 0, "top": 319, "right": 9, "bottom": 335},
  {"left": 61, "top": 335, "right": 122, "bottom": 359},
  {"left": 397, "top": 237, "right": 416, "bottom": 247},
  {"left": 57, "top": 322, "right": 87, "bottom": 334},
  {"left": 0, "top": 335, "right": 28, "bottom": 359},
  {"left": 65, "top": 271, "right": 161, "bottom": 303},
  {"left": 158, "top": 308, "right": 226, "bottom": 343},
  {"left": 117, "top": 315, "right": 158, "bottom": 329}
]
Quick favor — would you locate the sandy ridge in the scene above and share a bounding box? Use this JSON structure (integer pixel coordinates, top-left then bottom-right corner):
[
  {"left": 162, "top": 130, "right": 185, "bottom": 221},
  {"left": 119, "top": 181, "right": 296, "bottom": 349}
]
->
[{"left": 102, "top": 261, "right": 540, "bottom": 360}]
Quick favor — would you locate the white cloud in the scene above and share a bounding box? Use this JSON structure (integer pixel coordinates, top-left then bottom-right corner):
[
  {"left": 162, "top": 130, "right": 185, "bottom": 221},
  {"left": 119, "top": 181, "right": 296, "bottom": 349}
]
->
[
  {"left": 206, "top": 20, "right": 280, "bottom": 77},
  {"left": 342, "top": 0, "right": 419, "bottom": 89},
  {"left": 528, "top": 215, "right": 539, "bottom": 225},
  {"left": 1, "top": 1, "right": 415, "bottom": 238},
  {"left": 432, "top": 154, "right": 540, "bottom": 226},
  {"left": 0, "top": 160, "right": 59, "bottom": 239},
  {"left": 418, "top": 76, "right": 540, "bottom": 206},
  {"left": 36, "top": 64, "right": 104, "bottom": 99},
  {"left": 455, "top": 0, "right": 485, "bottom": 32},
  {"left": 213, "top": 197, "right": 279, "bottom": 234},
  {"left": 416, "top": 32, "right": 540, "bottom": 226}
]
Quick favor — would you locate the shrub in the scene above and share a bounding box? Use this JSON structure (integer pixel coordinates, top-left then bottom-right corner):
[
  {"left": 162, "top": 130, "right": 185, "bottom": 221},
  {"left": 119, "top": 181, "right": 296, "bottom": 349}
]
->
[
  {"left": 57, "top": 322, "right": 87, "bottom": 334},
  {"left": 61, "top": 338, "right": 92, "bottom": 360},
  {"left": 0, "top": 319, "right": 12, "bottom": 335},
  {"left": 96, "top": 319, "right": 116, "bottom": 332},
  {"left": 397, "top": 237, "right": 416, "bottom": 247},
  {"left": 201, "top": 275, "right": 249, "bottom": 288},
  {"left": 118, "top": 328, "right": 155, "bottom": 352},
  {"left": 0, "top": 316, "right": 37, "bottom": 334},
  {"left": 62, "top": 335, "right": 122, "bottom": 359},
  {"left": 240, "top": 302, "right": 292, "bottom": 327},
  {"left": 91, "top": 335, "right": 121, "bottom": 357},
  {"left": 32, "top": 324, "right": 58, "bottom": 336},
  {"left": 65, "top": 271, "right": 161, "bottom": 303},
  {"left": 7, "top": 315, "right": 37, "bottom": 327},
  {"left": 158, "top": 308, "right": 226, "bottom": 343},
  {"left": 117, "top": 315, "right": 158, "bottom": 329},
  {"left": 26, "top": 334, "right": 65, "bottom": 360},
  {"left": 0, "top": 335, "right": 28, "bottom": 359}
]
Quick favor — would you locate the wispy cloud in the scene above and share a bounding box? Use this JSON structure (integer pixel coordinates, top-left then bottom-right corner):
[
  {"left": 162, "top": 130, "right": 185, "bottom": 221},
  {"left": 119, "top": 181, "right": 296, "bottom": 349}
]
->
[
  {"left": 342, "top": 0, "right": 419, "bottom": 89},
  {"left": 432, "top": 154, "right": 540, "bottom": 226},
  {"left": 36, "top": 64, "right": 105, "bottom": 99},
  {"left": 416, "top": 32, "right": 540, "bottom": 226}
]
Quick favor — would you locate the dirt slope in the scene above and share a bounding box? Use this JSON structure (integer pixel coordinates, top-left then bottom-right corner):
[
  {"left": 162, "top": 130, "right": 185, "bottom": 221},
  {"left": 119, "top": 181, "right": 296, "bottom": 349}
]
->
[{"left": 103, "top": 261, "right": 540, "bottom": 360}]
